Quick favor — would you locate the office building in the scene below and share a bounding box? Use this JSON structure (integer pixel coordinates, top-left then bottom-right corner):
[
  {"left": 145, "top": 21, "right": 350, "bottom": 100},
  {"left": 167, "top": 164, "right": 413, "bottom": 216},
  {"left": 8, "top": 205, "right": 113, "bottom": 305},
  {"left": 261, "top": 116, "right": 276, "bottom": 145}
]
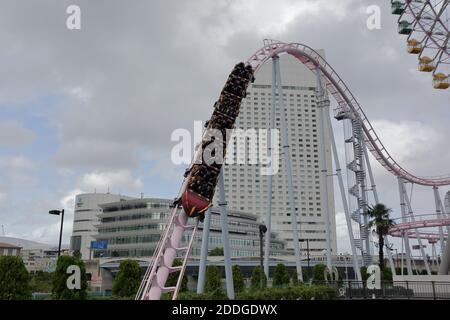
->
[
  {"left": 70, "top": 193, "right": 134, "bottom": 260},
  {"left": 92, "top": 197, "right": 287, "bottom": 258},
  {"left": 215, "top": 53, "right": 337, "bottom": 256}
]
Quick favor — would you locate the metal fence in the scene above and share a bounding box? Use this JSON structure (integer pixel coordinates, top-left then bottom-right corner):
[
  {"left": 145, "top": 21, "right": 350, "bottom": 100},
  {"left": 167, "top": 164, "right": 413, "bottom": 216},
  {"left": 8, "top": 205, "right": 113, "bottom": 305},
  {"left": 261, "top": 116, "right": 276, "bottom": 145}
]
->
[{"left": 315, "top": 281, "right": 450, "bottom": 300}]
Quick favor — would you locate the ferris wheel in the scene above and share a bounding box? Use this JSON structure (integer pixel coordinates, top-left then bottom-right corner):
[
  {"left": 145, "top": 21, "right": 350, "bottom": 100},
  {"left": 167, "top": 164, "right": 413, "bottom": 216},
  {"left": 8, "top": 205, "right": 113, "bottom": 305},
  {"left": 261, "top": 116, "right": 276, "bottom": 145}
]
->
[{"left": 391, "top": 0, "right": 449, "bottom": 89}]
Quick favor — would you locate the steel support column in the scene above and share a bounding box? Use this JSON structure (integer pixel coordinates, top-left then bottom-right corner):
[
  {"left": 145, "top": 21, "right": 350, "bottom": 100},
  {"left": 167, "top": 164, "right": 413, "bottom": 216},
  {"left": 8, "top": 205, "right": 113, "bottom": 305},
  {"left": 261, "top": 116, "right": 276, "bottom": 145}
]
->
[
  {"left": 218, "top": 170, "right": 235, "bottom": 299},
  {"left": 398, "top": 177, "right": 413, "bottom": 275},
  {"left": 263, "top": 58, "right": 277, "bottom": 278},
  {"left": 403, "top": 185, "right": 431, "bottom": 275},
  {"left": 197, "top": 208, "right": 211, "bottom": 294},
  {"left": 274, "top": 56, "right": 303, "bottom": 280},
  {"left": 316, "top": 70, "right": 333, "bottom": 270}
]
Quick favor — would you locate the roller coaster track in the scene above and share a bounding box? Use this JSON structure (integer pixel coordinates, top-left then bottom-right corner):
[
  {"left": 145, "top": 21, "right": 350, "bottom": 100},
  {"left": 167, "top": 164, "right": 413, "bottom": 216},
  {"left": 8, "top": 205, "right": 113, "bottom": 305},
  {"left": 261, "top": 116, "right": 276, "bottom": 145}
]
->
[
  {"left": 138, "top": 40, "right": 450, "bottom": 300},
  {"left": 246, "top": 41, "right": 450, "bottom": 187}
]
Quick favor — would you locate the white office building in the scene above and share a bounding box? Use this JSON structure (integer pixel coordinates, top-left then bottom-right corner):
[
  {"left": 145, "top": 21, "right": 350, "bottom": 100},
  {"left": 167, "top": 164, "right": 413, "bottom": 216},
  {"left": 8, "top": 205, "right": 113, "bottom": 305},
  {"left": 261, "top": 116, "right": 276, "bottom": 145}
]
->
[
  {"left": 70, "top": 193, "right": 133, "bottom": 260},
  {"left": 215, "top": 53, "right": 337, "bottom": 256}
]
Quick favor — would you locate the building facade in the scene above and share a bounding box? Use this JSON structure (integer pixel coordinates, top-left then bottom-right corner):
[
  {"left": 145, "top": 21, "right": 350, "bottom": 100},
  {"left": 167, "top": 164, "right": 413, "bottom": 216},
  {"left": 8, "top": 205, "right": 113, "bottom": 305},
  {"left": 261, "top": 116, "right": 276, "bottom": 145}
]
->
[
  {"left": 0, "top": 243, "right": 21, "bottom": 256},
  {"left": 92, "top": 197, "right": 287, "bottom": 258},
  {"left": 70, "top": 193, "right": 134, "bottom": 260},
  {"left": 214, "top": 53, "right": 337, "bottom": 256}
]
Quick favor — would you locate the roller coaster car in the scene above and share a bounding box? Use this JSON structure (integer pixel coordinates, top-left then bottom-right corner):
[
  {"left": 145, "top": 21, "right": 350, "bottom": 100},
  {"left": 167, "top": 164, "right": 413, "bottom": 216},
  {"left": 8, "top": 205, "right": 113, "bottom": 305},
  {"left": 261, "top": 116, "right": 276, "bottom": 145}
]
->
[
  {"left": 391, "top": 1, "right": 405, "bottom": 15},
  {"left": 407, "top": 39, "right": 422, "bottom": 54},
  {"left": 418, "top": 56, "right": 435, "bottom": 72},
  {"left": 181, "top": 188, "right": 211, "bottom": 218},
  {"left": 433, "top": 73, "right": 449, "bottom": 90}
]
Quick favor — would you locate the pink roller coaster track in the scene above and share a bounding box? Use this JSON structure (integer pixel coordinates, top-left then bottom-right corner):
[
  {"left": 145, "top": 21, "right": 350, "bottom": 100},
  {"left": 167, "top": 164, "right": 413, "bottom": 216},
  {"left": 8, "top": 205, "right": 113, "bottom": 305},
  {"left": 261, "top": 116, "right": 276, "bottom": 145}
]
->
[{"left": 246, "top": 41, "right": 450, "bottom": 187}]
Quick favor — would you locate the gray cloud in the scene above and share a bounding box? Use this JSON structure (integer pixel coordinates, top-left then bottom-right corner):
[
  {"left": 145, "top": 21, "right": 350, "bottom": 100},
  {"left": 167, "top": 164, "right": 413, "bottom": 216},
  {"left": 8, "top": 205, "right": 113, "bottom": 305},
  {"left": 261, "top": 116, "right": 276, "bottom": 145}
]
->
[{"left": 0, "top": 0, "right": 448, "bottom": 251}]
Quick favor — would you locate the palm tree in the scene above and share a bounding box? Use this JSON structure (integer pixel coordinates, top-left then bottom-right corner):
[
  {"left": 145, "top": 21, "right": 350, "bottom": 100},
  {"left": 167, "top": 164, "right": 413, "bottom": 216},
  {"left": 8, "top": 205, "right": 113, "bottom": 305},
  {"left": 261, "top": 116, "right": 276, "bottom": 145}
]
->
[{"left": 367, "top": 203, "right": 395, "bottom": 273}]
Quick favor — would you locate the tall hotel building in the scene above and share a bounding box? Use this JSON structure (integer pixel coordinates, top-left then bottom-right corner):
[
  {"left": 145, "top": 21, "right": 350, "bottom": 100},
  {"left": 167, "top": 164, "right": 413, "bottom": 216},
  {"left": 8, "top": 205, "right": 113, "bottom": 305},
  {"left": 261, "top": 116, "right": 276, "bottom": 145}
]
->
[{"left": 214, "top": 53, "right": 337, "bottom": 256}]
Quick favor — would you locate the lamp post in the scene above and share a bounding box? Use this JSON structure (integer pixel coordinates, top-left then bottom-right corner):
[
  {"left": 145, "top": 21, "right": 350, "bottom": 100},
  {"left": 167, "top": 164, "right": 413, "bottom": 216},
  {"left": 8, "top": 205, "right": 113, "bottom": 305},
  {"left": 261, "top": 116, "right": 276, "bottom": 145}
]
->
[
  {"left": 49, "top": 209, "right": 65, "bottom": 257},
  {"left": 259, "top": 224, "right": 267, "bottom": 289},
  {"left": 299, "top": 239, "right": 310, "bottom": 282}
]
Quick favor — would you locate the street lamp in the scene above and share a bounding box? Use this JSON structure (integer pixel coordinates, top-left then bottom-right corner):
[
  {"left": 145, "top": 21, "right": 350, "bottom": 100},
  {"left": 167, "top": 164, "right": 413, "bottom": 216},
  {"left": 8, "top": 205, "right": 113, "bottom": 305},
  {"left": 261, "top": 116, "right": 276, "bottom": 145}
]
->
[
  {"left": 49, "top": 209, "right": 65, "bottom": 257},
  {"left": 299, "top": 238, "right": 310, "bottom": 282},
  {"left": 259, "top": 224, "right": 267, "bottom": 289}
]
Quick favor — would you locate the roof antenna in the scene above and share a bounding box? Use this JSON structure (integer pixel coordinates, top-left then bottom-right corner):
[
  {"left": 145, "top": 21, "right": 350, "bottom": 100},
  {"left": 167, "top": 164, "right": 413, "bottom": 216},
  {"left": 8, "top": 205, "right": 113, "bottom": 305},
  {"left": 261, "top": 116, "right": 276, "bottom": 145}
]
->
[
  {"left": 1, "top": 225, "right": 5, "bottom": 236},
  {"left": 140, "top": 192, "right": 144, "bottom": 199}
]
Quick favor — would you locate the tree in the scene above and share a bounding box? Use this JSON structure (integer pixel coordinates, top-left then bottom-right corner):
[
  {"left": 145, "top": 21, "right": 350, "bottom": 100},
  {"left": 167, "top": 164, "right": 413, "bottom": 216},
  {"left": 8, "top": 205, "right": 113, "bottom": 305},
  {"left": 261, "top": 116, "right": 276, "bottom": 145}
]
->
[
  {"left": 209, "top": 247, "right": 224, "bottom": 256},
  {"left": 52, "top": 256, "right": 88, "bottom": 300},
  {"left": 113, "top": 259, "right": 142, "bottom": 297},
  {"left": 232, "top": 265, "right": 245, "bottom": 293},
  {"left": 73, "top": 250, "right": 82, "bottom": 260},
  {"left": 312, "top": 263, "right": 326, "bottom": 282},
  {"left": 0, "top": 256, "right": 32, "bottom": 300},
  {"left": 250, "top": 265, "right": 266, "bottom": 290},
  {"left": 205, "top": 265, "right": 222, "bottom": 293},
  {"left": 360, "top": 266, "right": 369, "bottom": 281},
  {"left": 29, "top": 271, "right": 53, "bottom": 293},
  {"left": 291, "top": 270, "right": 299, "bottom": 287},
  {"left": 272, "top": 263, "right": 290, "bottom": 287},
  {"left": 367, "top": 203, "right": 395, "bottom": 274},
  {"left": 166, "top": 258, "right": 188, "bottom": 293}
]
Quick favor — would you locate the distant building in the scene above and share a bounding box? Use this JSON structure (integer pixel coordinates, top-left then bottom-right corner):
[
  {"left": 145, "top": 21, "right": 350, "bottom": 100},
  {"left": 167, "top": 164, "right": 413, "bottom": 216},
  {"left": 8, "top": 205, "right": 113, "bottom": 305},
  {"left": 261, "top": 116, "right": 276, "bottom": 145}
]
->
[
  {"left": 0, "top": 243, "right": 21, "bottom": 256},
  {"left": 70, "top": 193, "right": 134, "bottom": 260},
  {"left": 92, "top": 197, "right": 287, "bottom": 259},
  {"left": 21, "top": 248, "right": 62, "bottom": 273}
]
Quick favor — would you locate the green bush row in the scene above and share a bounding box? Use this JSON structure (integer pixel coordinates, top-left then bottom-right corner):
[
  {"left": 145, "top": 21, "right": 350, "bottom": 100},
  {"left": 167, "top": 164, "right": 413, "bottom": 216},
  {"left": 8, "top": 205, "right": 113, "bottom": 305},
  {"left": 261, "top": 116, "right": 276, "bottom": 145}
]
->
[{"left": 175, "top": 285, "right": 336, "bottom": 300}]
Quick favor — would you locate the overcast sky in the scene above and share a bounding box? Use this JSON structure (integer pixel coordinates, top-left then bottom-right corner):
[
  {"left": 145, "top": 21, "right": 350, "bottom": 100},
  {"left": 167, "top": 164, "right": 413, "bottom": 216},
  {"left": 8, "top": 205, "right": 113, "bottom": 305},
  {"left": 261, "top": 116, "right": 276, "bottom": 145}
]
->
[{"left": 0, "top": 0, "right": 448, "bottom": 255}]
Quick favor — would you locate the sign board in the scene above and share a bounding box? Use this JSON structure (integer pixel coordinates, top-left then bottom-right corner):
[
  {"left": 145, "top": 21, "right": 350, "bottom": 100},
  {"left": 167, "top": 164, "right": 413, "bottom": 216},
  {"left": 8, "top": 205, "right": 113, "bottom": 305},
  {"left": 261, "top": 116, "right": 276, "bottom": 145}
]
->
[{"left": 90, "top": 240, "right": 108, "bottom": 249}]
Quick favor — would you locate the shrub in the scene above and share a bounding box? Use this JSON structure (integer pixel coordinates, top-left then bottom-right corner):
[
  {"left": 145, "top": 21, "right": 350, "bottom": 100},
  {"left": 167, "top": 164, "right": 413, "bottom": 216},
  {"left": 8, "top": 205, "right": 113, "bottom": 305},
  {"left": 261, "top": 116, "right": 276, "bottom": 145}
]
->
[
  {"left": 30, "top": 271, "right": 53, "bottom": 293},
  {"left": 273, "top": 264, "right": 290, "bottom": 287},
  {"left": 250, "top": 265, "right": 266, "bottom": 290},
  {"left": 232, "top": 265, "right": 244, "bottom": 293},
  {"left": 0, "top": 256, "right": 32, "bottom": 300},
  {"left": 112, "top": 259, "right": 142, "bottom": 297},
  {"left": 291, "top": 270, "right": 299, "bottom": 286},
  {"left": 205, "top": 265, "right": 222, "bottom": 293},
  {"left": 312, "top": 264, "right": 327, "bottom": 282},
  {"left": 209, "top": 248, "right": 224, "bottom": 256},
  {"left": 52, "top": 256, "right": 88, "bottom": 300},
  {"left": 236, "top": 285, "right": 336, "bottom": 300}
]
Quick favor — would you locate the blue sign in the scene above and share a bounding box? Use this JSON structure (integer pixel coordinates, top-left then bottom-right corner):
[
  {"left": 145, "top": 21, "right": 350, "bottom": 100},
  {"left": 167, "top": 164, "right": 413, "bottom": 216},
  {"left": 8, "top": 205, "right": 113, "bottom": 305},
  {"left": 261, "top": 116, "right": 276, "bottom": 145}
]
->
[{"left": 90, "top": 240, "right": 108, "bottom": 249}]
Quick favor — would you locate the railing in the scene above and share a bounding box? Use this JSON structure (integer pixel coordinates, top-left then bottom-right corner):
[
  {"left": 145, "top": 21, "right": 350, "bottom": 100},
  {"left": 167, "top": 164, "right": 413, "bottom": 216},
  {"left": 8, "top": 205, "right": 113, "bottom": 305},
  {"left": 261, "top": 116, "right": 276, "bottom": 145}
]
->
[{"left": 314, "top": 280, "right": 450, "bottom": 300}]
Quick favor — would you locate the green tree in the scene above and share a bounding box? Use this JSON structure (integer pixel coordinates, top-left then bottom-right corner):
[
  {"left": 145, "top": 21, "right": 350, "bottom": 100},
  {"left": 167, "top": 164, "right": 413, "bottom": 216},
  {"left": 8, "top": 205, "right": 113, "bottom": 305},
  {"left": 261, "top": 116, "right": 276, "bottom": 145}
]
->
[
  {"left": 291, "top": 270, "right": 299, "bottom": 287},
  {"left": 29, "top": 271, "right": 53, "bottom": 293},
  {"left": 272, "top": 263, "right": 290, "bottom": 287},
  {"left": 0, "top": 256, "right": 32, "bottom": 300},
  {"left": 232, "top": 265, "right": 245, "bottom": 293},
  {"left": 166, "top": 258, "right": 188, "bottom": 293},
  {"left": 73, "top": 250, "right": 82, "bottom": 260},
  {"left": 113, "top": 259, "right": 142, "bottom": 297},
  {"left": 250, "top": 265, "right": 266, "bottom": 290},
  {"left": 209, "top": 247, "right": 224, "bottom": 256},
  {"left": 52, "top": 256, "right": 88, "bottom": 300},
  {"left": 205, "top": 265, "right": 222, "bottom": 293},
  {"left": 312, "top": 263, "right": 326, "bottom": 282},
  {"left": 360, "top": 266, "right": 369, "bottom": 281},
  {"left": 367, "top": 203, "right": 395, "bottom": 274}
]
